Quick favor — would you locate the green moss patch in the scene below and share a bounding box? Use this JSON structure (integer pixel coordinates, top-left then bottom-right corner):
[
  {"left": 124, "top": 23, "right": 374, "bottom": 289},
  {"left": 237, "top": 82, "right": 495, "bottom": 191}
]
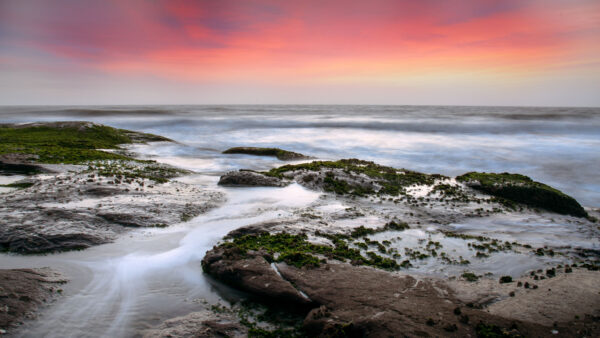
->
[
  {"left": 0, "top": 122, "right": 171, "bottom": 164},
  {"left": 221, "top": 232, "right": 400, "bottom": 270},
  {"left": 223, "top": 147, "right": 307, "bottom": 160},
  {"left": 457, "top": 172, "right": 587, "bottom": 217},
  {"left": 265, "top": 159, "right": 444, "bottom": 196},
  {"left": 0, "top": 182, "right": 34, "bottom": 189},
  {"left": 87, "top": 161, "right": 188, "bottom": 183},
  {"left": 462, "top": 272, "right": 479, "bottom": 282}
]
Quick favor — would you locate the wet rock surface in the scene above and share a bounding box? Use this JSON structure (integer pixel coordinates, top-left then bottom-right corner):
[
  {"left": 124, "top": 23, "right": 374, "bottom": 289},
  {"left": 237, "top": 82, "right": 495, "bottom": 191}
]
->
[
  {"left": 0, "top": 268, "right": 67, "bottom": 333},
  {"left": 202, "top": 246, "right": 314, "bottom": 308},
  {"left": 202, "top": 244, "right": 588, "bottom": 337},
  {"left": 0, "top": 167, "right": 224, "bottom": 254},
  {"left": 218, "top": 170, "right": 289, "bottom": 187},
  {"left": 142, "top": 309, "right": 247, "bottom": 338}
]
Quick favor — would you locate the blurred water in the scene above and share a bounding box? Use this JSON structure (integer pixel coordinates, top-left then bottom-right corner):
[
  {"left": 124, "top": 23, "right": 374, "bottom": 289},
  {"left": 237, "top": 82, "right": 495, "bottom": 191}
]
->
[{"left": 1, "top": 105, "right": 598, "bottom": 206}]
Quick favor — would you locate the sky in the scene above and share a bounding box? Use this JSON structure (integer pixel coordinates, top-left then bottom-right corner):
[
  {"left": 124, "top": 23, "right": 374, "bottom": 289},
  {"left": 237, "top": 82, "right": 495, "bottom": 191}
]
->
[{"left": 0, "top": 0, "right": 599, "bottom": 106}]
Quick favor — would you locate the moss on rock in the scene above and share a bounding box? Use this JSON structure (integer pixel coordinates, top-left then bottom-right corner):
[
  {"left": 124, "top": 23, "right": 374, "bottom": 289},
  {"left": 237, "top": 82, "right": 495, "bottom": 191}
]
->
[
  {"left": 265, "top": 159, "right": 444, "bottom": 196},
  {"left": 0, "top": 122, "right": 171, "bottom": 165},
  {"left": 218, "top": 232, "right": 400, "bottom": 271},
  {"left": 456, "top": 172, "right": 587, "bottom": 217}
]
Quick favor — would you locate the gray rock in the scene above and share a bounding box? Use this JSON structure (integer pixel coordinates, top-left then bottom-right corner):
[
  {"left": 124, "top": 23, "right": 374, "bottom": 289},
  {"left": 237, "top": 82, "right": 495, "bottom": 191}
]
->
[{"left": 0, "top": 171, "right": 224, "bottom": 254}]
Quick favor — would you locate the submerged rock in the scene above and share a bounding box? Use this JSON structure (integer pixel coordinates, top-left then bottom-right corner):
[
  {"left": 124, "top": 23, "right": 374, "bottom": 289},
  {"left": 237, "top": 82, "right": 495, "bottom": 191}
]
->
[
  {"left": 218, "top": 170, "right": 290, "bottom": 187},
  {"left": 222, "top": 147, "right": 307, "bottom": 160},
  {"left": 457, "top": 172, "right": 587, "bottom": 217}
]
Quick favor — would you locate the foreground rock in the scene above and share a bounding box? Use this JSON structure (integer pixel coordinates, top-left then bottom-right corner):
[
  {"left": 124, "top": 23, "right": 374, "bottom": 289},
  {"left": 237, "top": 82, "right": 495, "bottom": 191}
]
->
[
  {"left": 202, "top": 243, "right": 596, "bottom": 337},
  {"left": 0, "top": 268, "right": 67, "bottom": 334},
  {"left": 142, "top": 309, "right": 247, "bottom": 338},
  {"left": 222, "top": 147, "right": 307, "bottom": 160}
]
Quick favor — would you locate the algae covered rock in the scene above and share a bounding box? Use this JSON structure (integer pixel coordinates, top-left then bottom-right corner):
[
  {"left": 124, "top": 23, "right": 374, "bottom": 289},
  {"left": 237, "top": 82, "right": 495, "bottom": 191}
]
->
[
  {"left": 0, "top": 121, "right": 172, "bottom": 164},
  {"left": 264, "top": 158, "right": 444, "bottom": 196},
  {"left": 218, "top": 170, "right": 289, "bottom": 187},
  {"left": 222, "top": 147, "right": 307, "bottom": 160},
  {"left": 456, "top": 172, "right": 587, "bottom": 217}
]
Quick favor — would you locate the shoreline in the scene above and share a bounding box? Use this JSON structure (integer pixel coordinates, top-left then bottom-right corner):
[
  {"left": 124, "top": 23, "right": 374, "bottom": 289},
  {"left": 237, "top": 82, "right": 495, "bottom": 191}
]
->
[{"left": 1, "top": 121, "right": 598, "bottom": 336}]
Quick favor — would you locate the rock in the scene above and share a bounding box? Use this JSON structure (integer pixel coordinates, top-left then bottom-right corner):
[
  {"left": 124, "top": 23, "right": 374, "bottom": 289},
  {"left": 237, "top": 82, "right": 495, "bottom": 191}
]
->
[
  {"left": 142, "top": 310, "right": 247, "bottom": 338},
  {"left": 457, "top": 172, "right": 587, "bottom": 217},
  {"left": 263, "top": 159, "right": 443, "bottom": 196},
  {"left": 0, "top": 268, "right": 67, "bottom": 333},
  {"left": 202, "top": 245, "right": 554, "bottom": 337},
  {"left": 0, "top": 170, "right": 224, "bottom": 254},
  {"left": 0, "top": 233, "right": 107, "bottom": 254},
  {"left": 222, "top": 147, "right": 307, "bottom": 160},
  {"left": 218, "top": 170, "right": 289, "bottom": 187},
  {"left": 201, "top": 246, "right": 313, "bottom": 309}
]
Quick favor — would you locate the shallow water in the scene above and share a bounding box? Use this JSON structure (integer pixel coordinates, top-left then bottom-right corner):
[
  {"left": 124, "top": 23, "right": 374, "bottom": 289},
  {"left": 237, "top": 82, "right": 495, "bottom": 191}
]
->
[
  {"left": 2, "top": 183, "right": 320, "bottom": 337},
  {"left": 0, "top": 105, "right": 599, "bottom": 336}
]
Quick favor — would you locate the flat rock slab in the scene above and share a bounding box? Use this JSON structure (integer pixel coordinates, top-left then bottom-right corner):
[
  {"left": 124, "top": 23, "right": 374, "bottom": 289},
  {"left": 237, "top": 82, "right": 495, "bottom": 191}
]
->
[
  {"left": 0, "top": 171, "right": 224, "bottom": 254},
  {"left": 202, "top": 246, "right": 588, "bottom": 337}
]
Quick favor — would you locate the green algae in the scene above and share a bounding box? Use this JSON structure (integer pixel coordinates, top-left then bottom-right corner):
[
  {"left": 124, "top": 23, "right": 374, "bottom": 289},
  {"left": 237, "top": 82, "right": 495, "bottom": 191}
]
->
[
  {"left": 221, "top": 232, "right": 400, "bottom": 271},
  {"left": 0, "top": 182, "right": 34, "bottom": 189},
  {"left": 87, "top": 161, "right": 188, "bottom": 183},
  {"left": 265, "top": 159, "right": 444, "bottom": 196},
  {"left": 0, "top": 122, "right": 171, "bottom": 165},
  {"left": 457, "top": 172, "right": 587, "bottom": 217}
]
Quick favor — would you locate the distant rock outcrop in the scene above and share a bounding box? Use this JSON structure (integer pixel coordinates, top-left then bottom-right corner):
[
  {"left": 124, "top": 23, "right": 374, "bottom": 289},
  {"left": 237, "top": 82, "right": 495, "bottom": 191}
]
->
[{"left": 222, "top": 147, "right": 307, "bottom": 160}]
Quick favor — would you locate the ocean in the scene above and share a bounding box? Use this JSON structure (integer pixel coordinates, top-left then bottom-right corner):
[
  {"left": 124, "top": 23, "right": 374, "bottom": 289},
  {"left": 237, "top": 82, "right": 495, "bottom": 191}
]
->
[{"left": 2, "top": 105, "right": 599, "bottom": 206}]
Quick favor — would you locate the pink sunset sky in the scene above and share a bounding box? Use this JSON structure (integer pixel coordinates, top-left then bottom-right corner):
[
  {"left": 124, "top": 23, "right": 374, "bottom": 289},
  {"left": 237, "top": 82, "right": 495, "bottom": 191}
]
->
[{"left": 0, "top": 0, "right": 599, "bottom": 106}]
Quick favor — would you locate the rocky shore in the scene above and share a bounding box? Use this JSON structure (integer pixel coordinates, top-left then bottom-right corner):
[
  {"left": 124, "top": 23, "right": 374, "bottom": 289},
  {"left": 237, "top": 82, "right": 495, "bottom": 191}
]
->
[
  {"left": 1, "top": 122, "right": 598, "bottom": 336},
  {"left": 0, "top": 122, "right": 225, "bottom": 334},
  {"left": 196, "top": 159, "right": 600, "bottom": 336}
]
